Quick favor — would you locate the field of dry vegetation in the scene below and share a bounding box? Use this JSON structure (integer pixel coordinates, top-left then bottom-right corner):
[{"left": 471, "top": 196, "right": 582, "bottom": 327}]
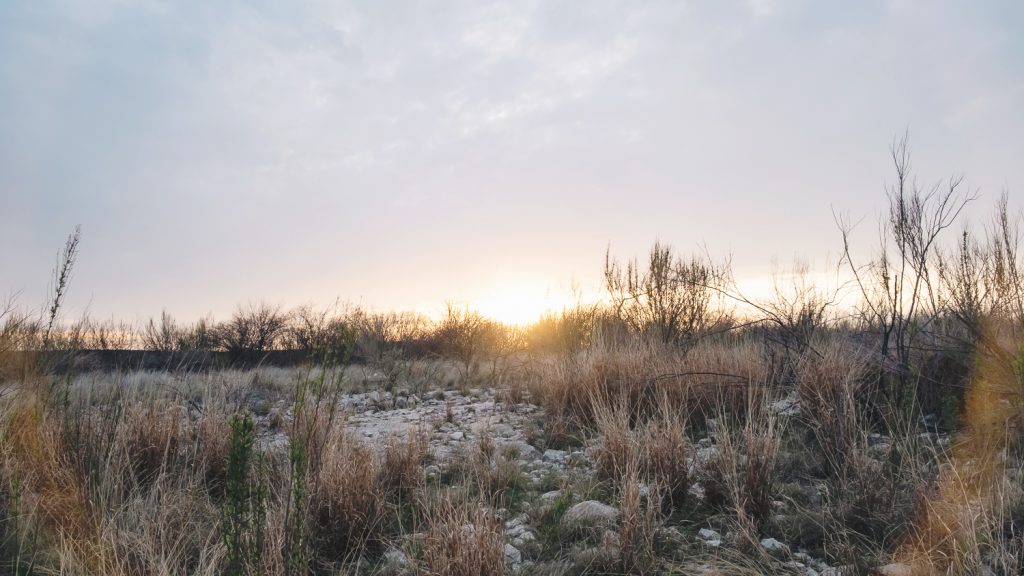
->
[{"left": 2, "top": 149, "right": 1023, "bottom": 575}]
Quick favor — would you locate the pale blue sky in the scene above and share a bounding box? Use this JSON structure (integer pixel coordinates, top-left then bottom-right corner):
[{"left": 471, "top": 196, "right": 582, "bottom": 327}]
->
[{"left": 2, "top": 0, "right": 1022, "bottom": 322}]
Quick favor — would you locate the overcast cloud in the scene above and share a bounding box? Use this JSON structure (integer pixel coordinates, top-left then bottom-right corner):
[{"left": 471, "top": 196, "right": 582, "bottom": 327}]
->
[{"left": 2, "top": 0, "right": 1022, "bottom": 320}]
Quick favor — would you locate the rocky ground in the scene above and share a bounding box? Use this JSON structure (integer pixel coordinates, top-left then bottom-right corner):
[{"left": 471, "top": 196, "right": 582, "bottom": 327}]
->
[{"left": 250, "top": 385, "right": 895, "bottom": 575}]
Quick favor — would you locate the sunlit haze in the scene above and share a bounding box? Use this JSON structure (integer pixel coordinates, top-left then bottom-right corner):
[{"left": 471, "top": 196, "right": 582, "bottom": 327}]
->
[{"left": 2, "top": 1, "right": 1022, "bottom": 324}]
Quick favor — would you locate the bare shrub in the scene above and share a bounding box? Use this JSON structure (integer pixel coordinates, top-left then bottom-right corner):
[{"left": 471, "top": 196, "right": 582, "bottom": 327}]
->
[
  {"left": 433, "top": 304, "right": 499, "bottom": 383},
  {"left": 838, "top": 133, "right": 972, "bottom": 406},
  {"left": 434, "top": 303, "right": 528, "bottom": 383},
  {"left": 81, "top": 317, "right": 136, "bottom": 351},
  {"left": 286, "top": 303, "right": 356, "bottom": 360},
  {"left": 355, "top": 309, "right": 429, "bottom": 360},
  {"left": 142, "top": 310, "right": 182, "bottom": 352},
  {"left": 940, "top": 194, "right": 1024, "bottom": 333},
  {"left": 736, "top": 260, "right": 836, "bottom": 385},
  {"left": 0, "top": 300, "right": 37, "bottom": 381},
  {"left": 217, "top": 302, "right": 289, "bottom": 365},
  {"left": 605, "top": 241, "right": 730, "bottom": 348},
  {"left": 526, "top": 302, "right": 600, "bottom": 355},
  {"left": 177, "top": 315, "right": 218, "bottom": 352}
]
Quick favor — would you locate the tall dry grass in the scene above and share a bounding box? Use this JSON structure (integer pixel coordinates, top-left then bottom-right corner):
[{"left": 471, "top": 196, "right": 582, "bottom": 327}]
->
[
  {"left": 701, "top": 401, "right": 783, "bottom": 536},
  {"left": 892, "top": 326, "right": 1024, "bottom": 574},
  {"left": 420, "top": 497, "right": 505, "bottom": 576}
]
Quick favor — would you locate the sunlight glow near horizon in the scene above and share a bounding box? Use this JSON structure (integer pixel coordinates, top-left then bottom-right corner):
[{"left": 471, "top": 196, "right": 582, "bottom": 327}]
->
[
  {"left": 465, "top": 282, "right": 598, "bottom": 326},
  {"left": 459, "top": 269, "right": 858, "bottom": 327}
]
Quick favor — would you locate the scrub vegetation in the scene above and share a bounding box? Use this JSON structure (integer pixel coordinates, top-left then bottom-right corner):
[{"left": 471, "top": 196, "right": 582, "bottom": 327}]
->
[{"left": 2, "top": 140, "right": 1023, "bottom": 575}]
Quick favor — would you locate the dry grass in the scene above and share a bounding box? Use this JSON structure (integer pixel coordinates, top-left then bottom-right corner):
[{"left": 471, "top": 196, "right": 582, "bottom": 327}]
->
[
  {"left": 794, "top": 339, "right": 871, "bottom": 475},
  {"left": 891, "top": 329, "right": 1024, "bottom": 574},
  {"left": 0, "top": 386, "right": 226, "bottom": 575},
  {"left": 645, "top": 397, "right": 691, "bottom": 512},
  {"left": 530, "top": 336, "right": 765, "bottom": 444},
  {"left": 420, "top": 497, "right": 505, "bottom": 576},
  {"left": 592, "top": 395, "right": 636, "bottom": 486},
  {"left": 378, "top": 429, "right": 430, "bottom": 502},
  {"left": 701, "top": 400, "right": 782, "bottom": 535},
  {"left": 309, "top": 425, "right": 388, "bottom": 563},
  {"left": 617, "top": 457, "right": 662, "bottom": 574},
  {"left": 0, "top": 306, "right": 1020, "bottom": 575}
]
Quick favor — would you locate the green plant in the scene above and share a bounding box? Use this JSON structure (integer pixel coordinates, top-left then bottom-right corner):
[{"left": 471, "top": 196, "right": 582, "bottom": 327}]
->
[
  {"left": 221, "top": 412, "right": 265, "bottom": 576},
  {"left": 537, "top": 486, "right": 574, "bottom": 555},
  {"left": 282, "top": 359, "right": 349, "bottom": 573}
]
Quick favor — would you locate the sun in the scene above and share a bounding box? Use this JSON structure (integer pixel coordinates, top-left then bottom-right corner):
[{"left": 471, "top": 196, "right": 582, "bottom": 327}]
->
[{"left": 472, "top": 284, "right": 582, "bottom": 326}]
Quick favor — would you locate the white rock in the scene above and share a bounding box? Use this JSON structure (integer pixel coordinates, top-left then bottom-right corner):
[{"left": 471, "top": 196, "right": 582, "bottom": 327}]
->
[
  {"left": 770, "top": 394, "right": 801, "bottom": 417},
  {"left": 688, "top": 483, "right": 706, "bottom": 501},
  {"left": 560, "top": 501, "right": 619, "bottom": 532},
  {"left": 543, "top": 449, "right": 567, "bottom": 463},
  {"left": 505, "top": 516, "right": 525, "bottom": 530},
  {"left": 698, "top": 528, "right": 721, "bottom": 541},
  {"left": 383, "top": 548, "right": 410, "bottom": 566},
  {"left": 877, "top": 564, "right": 912, "bottom": 576},
  {"left": 513, "top": 532, "right": 536, "bottom": 546},
  {"left": 761, "top": 537, "right": 788, "bottom": 554},
  {"left": 506, "top": 525, "right": 527, "bottom": 538},
  {"left": 696, "top": 446, "right": 719, "bottom": 465},
  {"left": 504, "top": 543, "right": 522, "bottom": 564},
  {"left": 540, "top": 490, "right": 562, "bottom": 502}
]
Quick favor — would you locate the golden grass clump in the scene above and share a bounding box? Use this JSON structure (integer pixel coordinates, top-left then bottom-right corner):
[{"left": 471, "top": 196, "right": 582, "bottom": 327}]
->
[
  {"left": 645, "top": 399, "right": 690, "bottom": 512},
  {"left": 309, "top": 426, "right": 387, "bottom": 562},
  {"left": 421, "top": 498, "right": 505, "bottom": 576},
  {"left": 794, "top": 339, "right": 871, "bottom": 474},
  {"left": 378, "top": 428, "right": 430, "bottom": 501},
  {"left": 530, "top": 335, "right": 766, "bottom": 442},
  {"left": 892, "top": 330, "right": 1024, "bottom": 574},
  {"left": 701, "top": 403, "right": 782, "bottom": 534},
  {"left": 617, "top": 456, "right": 662, "bottom": 575}
]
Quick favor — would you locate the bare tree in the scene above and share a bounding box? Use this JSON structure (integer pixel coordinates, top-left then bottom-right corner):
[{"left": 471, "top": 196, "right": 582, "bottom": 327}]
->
[
  {"left": 354, "top": 309, "right": 428, "bottom": 361},
  {"left": 217, "top": 302, "right": 289, "bottom": 364},
  {"left": 838, "top": 134, "right": 972, "bottom": 403},
  {"left": 83, "top": 317, "right": 136, "bottom": 351},
  {"left": 286, "top": 302, "right": 355, "bottom": 360},
  {"left": 433, "top": 303, "right": 496, "bottom": 382},
  {"left": 938, "top": 192, "right": 1024, "bottom": 349},
  {"left": 177, "top": 315, "right": 217, "bottom": 352},
  {"left": 141, "top": 310, "right": 180, "bottom": 352}
]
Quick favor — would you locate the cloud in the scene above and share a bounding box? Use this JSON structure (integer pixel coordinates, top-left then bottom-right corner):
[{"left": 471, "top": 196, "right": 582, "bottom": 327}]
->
[{"left": 1, "top": 0, "right": 1022, "bottom": 319}]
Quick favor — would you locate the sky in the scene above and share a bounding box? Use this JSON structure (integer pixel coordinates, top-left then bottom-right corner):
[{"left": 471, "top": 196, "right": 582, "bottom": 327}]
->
[{"left": 2, "top": 0, "right": 1022, "bottom": 324}]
